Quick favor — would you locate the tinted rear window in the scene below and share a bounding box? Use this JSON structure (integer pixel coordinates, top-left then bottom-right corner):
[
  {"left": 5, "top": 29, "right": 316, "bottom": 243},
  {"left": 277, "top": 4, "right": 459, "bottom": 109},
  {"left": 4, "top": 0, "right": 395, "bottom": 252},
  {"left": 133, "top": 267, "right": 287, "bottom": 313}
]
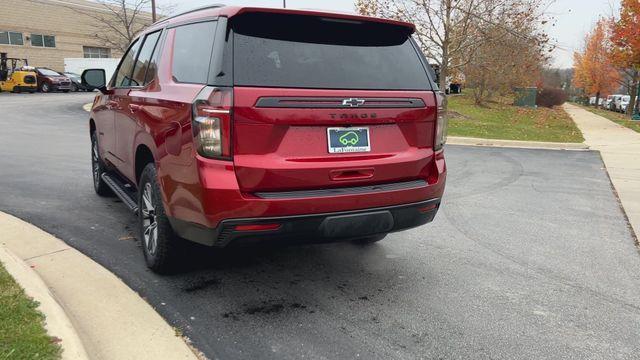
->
[
  {"left": 173, "top": 21, "right": 217, "bottom": 84},
  {"left": 232, "top": 13, "right": 431, "bottom": 90}
]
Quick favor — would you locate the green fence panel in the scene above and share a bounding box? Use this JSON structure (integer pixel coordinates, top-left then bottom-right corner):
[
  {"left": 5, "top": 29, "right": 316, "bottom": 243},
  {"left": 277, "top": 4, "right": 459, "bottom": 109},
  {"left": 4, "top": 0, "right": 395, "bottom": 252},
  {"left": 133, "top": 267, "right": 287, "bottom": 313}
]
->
[{"left": 514, "top": 87, "right": 537, "bottom": 108}]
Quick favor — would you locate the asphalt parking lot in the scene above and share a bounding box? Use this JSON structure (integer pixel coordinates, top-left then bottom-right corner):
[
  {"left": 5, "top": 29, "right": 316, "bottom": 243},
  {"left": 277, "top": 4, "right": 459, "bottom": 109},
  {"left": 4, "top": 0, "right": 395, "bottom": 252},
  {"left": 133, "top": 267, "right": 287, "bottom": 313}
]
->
[{"left": 1, "top": 92, "right": 639, "bottom": 359}]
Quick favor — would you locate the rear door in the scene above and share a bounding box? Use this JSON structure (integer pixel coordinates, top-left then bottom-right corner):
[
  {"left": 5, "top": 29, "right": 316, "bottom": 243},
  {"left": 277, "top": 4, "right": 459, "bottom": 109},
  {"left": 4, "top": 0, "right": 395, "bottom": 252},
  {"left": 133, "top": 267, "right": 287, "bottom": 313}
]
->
[{"left": 229, "top": 13, "right": 438, "bottom": 193}]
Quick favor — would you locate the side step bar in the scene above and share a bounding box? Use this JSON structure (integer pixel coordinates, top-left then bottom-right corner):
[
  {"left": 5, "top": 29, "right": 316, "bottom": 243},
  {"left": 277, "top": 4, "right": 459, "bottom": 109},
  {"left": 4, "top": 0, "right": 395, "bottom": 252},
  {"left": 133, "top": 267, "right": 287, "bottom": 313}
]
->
[{"left": 101, "top": 173, "right": 139, "bottom": 214}]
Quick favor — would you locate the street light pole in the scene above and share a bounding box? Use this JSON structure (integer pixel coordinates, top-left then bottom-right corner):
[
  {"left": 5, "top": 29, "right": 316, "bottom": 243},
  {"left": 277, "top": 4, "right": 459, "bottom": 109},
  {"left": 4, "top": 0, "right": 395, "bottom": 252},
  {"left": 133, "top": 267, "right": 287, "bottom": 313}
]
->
[{"left": 151, "top": 0, "right": 157, "bottom": 22}]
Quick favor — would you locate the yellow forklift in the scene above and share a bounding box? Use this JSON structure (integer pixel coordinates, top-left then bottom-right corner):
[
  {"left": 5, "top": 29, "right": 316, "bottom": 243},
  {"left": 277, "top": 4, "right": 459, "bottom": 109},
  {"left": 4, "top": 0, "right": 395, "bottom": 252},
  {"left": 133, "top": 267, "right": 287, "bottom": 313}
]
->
[{"left": 0, "top": 52, "right": 37, "bottom": 93}]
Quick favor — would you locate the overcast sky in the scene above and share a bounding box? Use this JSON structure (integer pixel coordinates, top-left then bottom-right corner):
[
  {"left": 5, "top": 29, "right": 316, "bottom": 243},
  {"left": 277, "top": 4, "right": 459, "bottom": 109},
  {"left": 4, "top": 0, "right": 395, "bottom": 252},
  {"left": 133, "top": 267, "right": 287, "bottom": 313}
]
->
[{"left": 156, "top": 0, "right": 621, "bottom": 69}]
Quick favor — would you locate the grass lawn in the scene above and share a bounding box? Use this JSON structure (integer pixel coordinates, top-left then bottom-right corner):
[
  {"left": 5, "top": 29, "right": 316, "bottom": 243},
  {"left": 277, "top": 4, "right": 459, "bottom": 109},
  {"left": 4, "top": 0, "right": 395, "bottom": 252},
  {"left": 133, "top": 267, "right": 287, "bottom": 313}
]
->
[
  {"left": 0, "top": 262, "right": 61, "bottom": 359},
  {"left": 579, "top": 105, "right": 640, "bottom": 133},
  {"left": 447, "top": 92, "right": 584, "bottom": 143}
]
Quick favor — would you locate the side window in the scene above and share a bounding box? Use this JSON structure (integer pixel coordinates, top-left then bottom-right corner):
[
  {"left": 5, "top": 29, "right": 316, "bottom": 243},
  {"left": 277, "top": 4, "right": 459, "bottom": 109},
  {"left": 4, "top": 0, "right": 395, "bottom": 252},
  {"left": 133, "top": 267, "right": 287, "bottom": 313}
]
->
[
  {"left": 172, "top": 21, "right": 216, "bottom": 83},
  {"left": 113, "top": 39, "right": 142, "bottom": 87},
  {"left": 144, "top": 31, "right": 164, "bottom": 85},
  {"left": 130, "top": 30, "right": 162, "bottom": 87}
]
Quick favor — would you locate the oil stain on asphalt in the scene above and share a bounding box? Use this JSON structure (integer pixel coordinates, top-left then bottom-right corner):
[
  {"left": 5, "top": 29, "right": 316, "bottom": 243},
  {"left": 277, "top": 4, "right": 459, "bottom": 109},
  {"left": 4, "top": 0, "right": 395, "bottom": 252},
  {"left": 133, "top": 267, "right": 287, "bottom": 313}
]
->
[{"left": 222, "top": 300, "right": 314, "bottom": 321}]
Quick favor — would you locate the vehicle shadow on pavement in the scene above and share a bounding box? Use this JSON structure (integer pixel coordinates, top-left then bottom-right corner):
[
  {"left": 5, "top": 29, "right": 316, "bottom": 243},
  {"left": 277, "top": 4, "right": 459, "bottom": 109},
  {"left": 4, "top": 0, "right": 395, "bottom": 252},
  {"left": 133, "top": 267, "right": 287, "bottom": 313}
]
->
[{"left": 177, "top": 239, "right": 389, "bottom": 275}]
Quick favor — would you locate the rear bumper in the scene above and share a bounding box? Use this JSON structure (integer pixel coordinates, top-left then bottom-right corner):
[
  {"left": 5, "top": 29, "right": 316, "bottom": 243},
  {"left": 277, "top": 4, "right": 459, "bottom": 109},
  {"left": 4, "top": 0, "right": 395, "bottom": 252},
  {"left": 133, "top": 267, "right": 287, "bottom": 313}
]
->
[
  {"left": 169, "top": 198, "right": 440, "bottom": 247},
  {"left": 160, "top": 149, "right": 446, "bottom": 239}
]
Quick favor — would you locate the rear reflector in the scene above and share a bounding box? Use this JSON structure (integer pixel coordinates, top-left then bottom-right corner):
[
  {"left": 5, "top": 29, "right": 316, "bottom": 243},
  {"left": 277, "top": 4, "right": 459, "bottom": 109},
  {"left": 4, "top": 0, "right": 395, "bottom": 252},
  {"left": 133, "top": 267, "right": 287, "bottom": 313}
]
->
[
  {"left": 234, "top": 223, "right": 281, "bottom": 232},
  {"left": 418, "top": 204, "right": 437, "bottom": 213}
]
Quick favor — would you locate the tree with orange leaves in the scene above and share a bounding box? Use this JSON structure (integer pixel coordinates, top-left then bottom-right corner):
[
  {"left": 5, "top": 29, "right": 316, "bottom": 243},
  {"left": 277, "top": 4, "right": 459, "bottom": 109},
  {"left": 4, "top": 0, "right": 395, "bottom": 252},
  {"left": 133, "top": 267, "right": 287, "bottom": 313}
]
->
[
  {"left": 573, "top": 19, "right": 620, "bottom": 108},
  {"left": 610, "top": 0, "right": 640, "bottom": 116}
]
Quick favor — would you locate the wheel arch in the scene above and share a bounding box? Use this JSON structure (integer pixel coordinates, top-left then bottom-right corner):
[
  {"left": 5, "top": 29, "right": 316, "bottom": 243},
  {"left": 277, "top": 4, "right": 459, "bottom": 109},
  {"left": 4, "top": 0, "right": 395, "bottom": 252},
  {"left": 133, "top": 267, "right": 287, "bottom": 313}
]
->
[{"left": 135, "top": 144, "right": 156, "bottom": 186}]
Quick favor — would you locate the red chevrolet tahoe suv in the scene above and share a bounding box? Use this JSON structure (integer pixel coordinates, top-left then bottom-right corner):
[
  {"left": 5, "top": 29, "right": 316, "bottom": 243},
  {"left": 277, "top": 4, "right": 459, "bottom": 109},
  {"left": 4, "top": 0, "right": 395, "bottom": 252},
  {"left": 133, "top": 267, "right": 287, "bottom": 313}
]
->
[{"left": 82, "top": 6, "right": 447, "bottom": 273}]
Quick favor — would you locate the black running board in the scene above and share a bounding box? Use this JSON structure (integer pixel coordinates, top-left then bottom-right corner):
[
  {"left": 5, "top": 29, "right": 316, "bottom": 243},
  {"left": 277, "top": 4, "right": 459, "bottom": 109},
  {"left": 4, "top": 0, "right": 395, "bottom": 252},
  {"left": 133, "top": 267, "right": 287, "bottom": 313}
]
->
[{"left": 101, "top": 173, "right": 138, "bottom": 214}]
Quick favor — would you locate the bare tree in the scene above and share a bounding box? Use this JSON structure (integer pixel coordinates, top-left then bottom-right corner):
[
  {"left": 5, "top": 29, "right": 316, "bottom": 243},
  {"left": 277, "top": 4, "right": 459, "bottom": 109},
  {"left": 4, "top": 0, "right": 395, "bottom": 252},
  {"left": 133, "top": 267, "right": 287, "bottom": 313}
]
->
[{"left": 62, "top": 0, "right": 160, "bottom": 53}]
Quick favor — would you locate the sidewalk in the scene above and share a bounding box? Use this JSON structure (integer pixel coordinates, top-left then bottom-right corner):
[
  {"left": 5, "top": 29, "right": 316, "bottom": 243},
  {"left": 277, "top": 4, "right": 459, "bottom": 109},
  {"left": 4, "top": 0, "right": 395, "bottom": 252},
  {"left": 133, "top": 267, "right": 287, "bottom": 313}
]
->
[
  {"left": 0, "top": 212, "right": 198, "bottom": 360},
  {"left": 563, "top": 104, "right": 640, "bottom": 239}
]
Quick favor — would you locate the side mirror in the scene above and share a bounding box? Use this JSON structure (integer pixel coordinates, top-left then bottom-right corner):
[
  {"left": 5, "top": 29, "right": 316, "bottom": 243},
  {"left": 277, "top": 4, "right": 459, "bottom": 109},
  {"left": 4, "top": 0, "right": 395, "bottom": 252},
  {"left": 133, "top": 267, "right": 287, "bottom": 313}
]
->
[{"left": 81, "top": 69, "right": 108, "bottom": 93}]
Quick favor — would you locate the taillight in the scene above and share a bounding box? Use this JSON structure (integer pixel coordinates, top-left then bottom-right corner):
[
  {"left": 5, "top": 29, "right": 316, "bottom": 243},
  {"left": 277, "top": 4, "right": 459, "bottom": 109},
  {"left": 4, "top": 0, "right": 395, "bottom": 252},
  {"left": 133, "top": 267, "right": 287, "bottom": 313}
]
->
[
  {"left": 434, "top": 91, "right": 448, "bottom": 151},
  {"left": 192, "top": 87, "right": 233, "bottom": 159}
]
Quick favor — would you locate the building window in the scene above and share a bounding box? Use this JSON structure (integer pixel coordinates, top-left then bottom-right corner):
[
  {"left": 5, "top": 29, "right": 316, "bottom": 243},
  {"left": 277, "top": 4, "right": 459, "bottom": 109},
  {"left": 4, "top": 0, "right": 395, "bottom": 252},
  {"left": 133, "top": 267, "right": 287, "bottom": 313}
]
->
[
  {"left": 31, "top": 34, "right": 43, "bottom": 47},
  {"left": 0, "top": 31, "right": 24, "bottom": 45},
  {"left": 44, "top": 35, "right": 55, "bottom": 48},
  {"left": 30, "top": 34, "right": 56, "bottom": 48},
  {"left": 83, "top": 46, "right": 111, "bottom": 58}
]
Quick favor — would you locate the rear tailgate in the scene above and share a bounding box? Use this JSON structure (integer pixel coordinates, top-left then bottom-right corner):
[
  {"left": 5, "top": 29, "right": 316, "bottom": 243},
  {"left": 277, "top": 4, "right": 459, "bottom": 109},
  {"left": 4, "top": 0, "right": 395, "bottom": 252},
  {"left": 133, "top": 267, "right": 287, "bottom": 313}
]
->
[{"left": 233, "top": 88, "right": 437, "bottom": 192}]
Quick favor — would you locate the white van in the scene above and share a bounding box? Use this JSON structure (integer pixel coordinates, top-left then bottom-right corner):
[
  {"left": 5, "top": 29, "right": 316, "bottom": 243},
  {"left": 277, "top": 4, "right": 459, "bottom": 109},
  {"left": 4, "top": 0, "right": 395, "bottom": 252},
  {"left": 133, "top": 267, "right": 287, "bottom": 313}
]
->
[
  {"left": 607, "top": 94, "right": 624, "bottom": 111},
  {"left": 620, "top": 95, "right": 631, "bottom": 113}
]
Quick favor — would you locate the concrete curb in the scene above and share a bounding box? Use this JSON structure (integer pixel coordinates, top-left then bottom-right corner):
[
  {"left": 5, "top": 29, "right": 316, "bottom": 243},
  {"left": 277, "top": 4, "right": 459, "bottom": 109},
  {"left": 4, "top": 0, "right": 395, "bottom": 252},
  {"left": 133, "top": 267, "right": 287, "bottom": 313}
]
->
[
  {"left": 447, "top": 136, "right": 590, "bottom": 151},
  {"left": 0, "top": 212, "right": 199, "bottom": 360},
  {"left": 82, "top": 103, "right": 92, "bottom": 112},
  {"left": 0, "top": 246, "right": 89, "bottom": 360}
]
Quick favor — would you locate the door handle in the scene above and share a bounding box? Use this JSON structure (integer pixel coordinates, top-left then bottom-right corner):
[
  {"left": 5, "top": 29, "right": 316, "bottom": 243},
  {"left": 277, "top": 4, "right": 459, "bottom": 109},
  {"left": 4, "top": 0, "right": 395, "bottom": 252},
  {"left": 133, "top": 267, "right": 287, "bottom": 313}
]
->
[
  {"left": 330, "top": 168, "right": 374, "bottom": 181},
  {"left": 129, "top": 104, "right": 142, "bottom": 113}
]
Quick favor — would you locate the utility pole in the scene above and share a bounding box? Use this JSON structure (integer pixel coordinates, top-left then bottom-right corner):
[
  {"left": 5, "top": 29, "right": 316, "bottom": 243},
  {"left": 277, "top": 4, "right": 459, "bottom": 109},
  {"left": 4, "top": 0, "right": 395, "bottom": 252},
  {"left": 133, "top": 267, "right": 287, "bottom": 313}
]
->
[
  {"left": 151, "top": 0, "right": 157, "bottom": 22},
  {"left": 283, "top": 0, "right": 286, "bottom": 8},
  {"left": 633, "top": 83, "right": 640, "bottom": 120}
]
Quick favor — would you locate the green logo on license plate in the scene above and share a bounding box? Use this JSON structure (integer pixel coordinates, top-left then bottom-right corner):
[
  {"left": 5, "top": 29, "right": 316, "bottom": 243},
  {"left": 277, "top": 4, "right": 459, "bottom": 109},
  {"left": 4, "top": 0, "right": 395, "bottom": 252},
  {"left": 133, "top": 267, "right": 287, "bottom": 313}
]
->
[{"left": 339, "top": 131, "right": 359, "bottom": 146}]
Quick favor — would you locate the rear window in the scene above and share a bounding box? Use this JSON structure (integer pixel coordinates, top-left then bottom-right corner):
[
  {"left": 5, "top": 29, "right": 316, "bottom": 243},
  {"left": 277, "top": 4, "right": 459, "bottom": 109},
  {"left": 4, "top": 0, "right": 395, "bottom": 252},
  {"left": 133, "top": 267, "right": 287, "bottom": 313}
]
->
[
  {"left": 172, "top": 21, "right": 217, "bottom": 84},
  {"left": 232, "top": 13, "right": 431, "bottom": 90}
]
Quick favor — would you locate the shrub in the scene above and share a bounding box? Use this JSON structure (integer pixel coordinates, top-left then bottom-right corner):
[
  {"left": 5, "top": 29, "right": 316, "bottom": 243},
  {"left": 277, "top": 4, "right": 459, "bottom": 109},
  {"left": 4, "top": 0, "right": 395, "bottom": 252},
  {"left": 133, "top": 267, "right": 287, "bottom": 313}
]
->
[{"left": 536, "top": 88, "right": 568, "bottom": 108}]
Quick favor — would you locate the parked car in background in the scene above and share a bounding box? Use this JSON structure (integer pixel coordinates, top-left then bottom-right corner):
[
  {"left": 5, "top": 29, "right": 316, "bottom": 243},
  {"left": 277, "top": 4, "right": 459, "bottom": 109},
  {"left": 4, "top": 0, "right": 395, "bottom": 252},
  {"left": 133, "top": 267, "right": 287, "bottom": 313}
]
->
[
  {"left": 588, "top": 96, "right": 605, "bottom": 107},
  {"left": 620, "top": 95, "right": 631, "bottom": 113},
  {"left": 605, "top": 95, "right": 614, "bottom": 109},
  {"left": 63, "top": 72, "right": 92, "bottom": 92},
  {"left": 35, "top": 68, "right": 72, "bottom": 93},
  {"left": 606, "top": 94, "right": 624, "bottom": 111},
  {"left": 82, "top": 5, "right": 447, "bottom": 273}
]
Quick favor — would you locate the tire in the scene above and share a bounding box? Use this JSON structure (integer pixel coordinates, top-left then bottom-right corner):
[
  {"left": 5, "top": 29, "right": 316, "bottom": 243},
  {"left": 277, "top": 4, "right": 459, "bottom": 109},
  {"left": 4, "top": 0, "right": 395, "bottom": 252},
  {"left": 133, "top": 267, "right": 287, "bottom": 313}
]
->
[
  {"left": 91, "top": 132, "right": 112, "bottom": 196},
  {"left": 352, "top": 234, "right": 387, "bottom": 245},
  {"left": 40, "top": 83, "right": 49, "bottom": 93},
  {"left": 62, "top": 90, "right": 70, "bottom": 93},
  {"left": 138, "top": 163, "right": 184, "bottom": 273}
]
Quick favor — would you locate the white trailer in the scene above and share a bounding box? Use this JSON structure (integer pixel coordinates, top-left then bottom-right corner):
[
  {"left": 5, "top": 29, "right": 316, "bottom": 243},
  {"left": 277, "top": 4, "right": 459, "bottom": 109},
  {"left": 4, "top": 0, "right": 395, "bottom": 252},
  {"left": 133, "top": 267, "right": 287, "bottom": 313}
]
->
[{"left": 63, "top": 58, "right": 120, "bottom": 82}]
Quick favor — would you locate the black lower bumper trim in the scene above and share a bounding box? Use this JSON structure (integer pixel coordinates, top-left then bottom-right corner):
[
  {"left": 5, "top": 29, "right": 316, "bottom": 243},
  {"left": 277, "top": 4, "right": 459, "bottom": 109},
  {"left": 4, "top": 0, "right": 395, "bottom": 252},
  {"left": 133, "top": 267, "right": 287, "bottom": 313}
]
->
[{"left": 169, "top": 198, "right": 441, "bottom": 247}]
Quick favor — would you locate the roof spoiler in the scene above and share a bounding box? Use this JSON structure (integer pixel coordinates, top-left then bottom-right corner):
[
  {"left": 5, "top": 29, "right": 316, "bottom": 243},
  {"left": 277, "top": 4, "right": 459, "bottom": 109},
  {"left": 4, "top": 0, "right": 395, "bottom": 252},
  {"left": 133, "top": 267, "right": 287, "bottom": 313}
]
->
[{"left": 235, "top": 7, "right": 416, "bottom": 33}]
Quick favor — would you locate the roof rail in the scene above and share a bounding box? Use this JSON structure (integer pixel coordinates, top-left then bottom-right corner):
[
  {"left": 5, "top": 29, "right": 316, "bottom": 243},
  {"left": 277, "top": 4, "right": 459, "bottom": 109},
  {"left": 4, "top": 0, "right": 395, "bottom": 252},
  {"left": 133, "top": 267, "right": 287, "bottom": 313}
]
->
[{"left": 153, "top": 4, "right": 225, "bottom": 25}]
